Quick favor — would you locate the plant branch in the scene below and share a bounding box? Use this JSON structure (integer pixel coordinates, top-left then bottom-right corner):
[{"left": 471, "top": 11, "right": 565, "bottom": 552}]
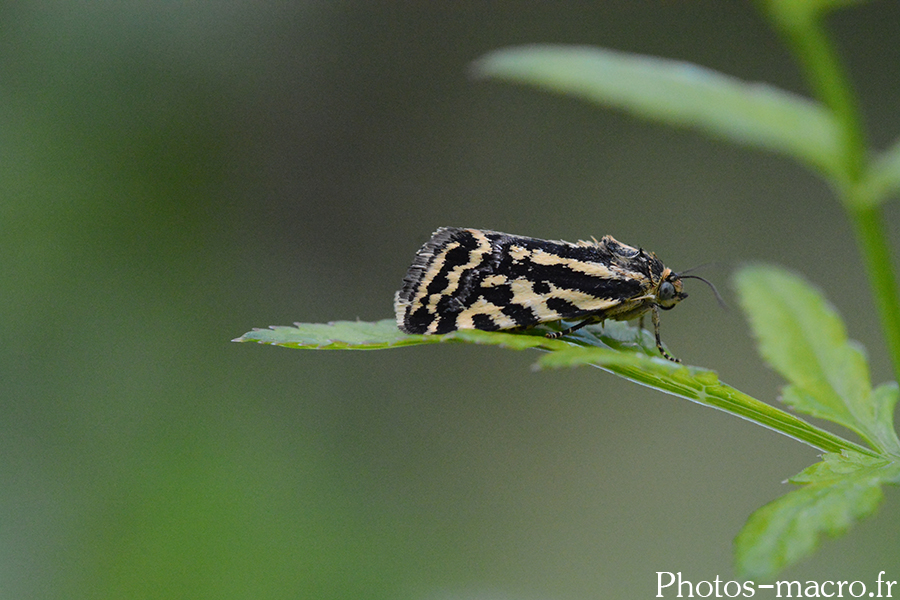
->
[
  {"left": 765, "top": 6, "right": 900, "bottom": 381},
  {"left": 592, "top": 364, "right": 879, "bottom": 458},
  {"left": 544, "top": 329, "right": 881, "bottom": 458},
  {"left": 849, "top": 206, "right": 900, "bottom": 383},
  {"left": 764, "top": 5, "right": 866, "bottom": 185}
]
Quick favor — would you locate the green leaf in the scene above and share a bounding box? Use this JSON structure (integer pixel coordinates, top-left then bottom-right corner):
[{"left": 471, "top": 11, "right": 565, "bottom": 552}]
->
[
  {"left": 236, "top": 318, "right": 874, "bottom": 457},
  {"left": 472, "top": 45, "right": 841, "bottom": 176},
  {"left": 538, "top": 329, "right": 874, "bottom": 457},
  {"left": 789, "top": 449, "right": 891, "bottom": 483},
  {"left": 856, "top": 138, "right": 900, "bottom": 207},
  {"left": 735, "top": 265, "right": 900, "bottom": 454},
  {"left": 734, "top": 451, "right": 900, "bottom": 581},
  {"left": 233, "top": 318, "right": 572, "bottom": 351},
  {"left": 870, "top": 382, "right": 900, "bottom": 452}
]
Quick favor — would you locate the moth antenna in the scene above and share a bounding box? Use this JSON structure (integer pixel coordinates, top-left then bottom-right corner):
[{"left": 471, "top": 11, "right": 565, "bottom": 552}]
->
[
  {"left": 678, "top": 262, "right": 719, "bottom": 276},
  {"left": 679, "top": 274, "right": 727, "bottom": 310}
]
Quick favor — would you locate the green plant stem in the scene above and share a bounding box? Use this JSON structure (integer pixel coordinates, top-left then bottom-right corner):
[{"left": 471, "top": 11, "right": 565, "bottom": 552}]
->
[
  {"left": 552, "top": 330, "right": 881, "bottom": 457},
  {"left": 598, "top": 362, "right": 879, "bottom": 458},
  {"left": 766, "top": 5, "right": 866, "bottom": 184},
  {"left": 850, "top": 206, "right": 900, "bottom": 383},
  {"left": 794, "top": 19, "right": 900, "bottom": 383},
  {"left": 768, "top": 7, "right": 900, "bottom": 382}
]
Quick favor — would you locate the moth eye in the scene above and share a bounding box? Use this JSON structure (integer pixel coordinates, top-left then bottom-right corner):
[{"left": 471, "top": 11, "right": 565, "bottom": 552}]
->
[{"left": 659, "top": 281, "right": 676, "bottom": 301}]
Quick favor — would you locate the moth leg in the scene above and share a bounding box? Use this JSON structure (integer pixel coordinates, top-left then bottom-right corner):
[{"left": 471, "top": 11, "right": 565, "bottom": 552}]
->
[
  {"left": 651, "top": 304, "right": 680, "bottom": 363},
  {"left": 545, "top": 318, "right": 595, "bottom": 339},
  {"left": 635, "top": 314, "right": 647, "bottom": 345}
]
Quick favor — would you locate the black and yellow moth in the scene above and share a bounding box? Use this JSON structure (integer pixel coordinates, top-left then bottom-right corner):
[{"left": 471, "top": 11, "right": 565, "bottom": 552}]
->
[{"left": 394, "top": 227, "right": 713, "bottom": 362}]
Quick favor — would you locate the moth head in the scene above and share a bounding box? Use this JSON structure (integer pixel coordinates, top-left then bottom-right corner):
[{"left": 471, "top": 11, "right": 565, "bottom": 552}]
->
[
  {"left": 656, "top": 271, "right": 688, "bottom": 310},
  {"left": 660, "top": 269, "right": 725, "bottom": 311}
]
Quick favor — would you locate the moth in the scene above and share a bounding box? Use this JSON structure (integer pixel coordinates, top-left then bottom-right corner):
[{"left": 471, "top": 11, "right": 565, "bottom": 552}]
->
[{"left": 394, "top": 227, "right": 716, "bottom": 362}]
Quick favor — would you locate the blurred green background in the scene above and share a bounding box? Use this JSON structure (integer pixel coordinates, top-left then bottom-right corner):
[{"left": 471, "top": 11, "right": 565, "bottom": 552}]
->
[{"left": 3, "top": 2, "right": 899, "bottom": 598}]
